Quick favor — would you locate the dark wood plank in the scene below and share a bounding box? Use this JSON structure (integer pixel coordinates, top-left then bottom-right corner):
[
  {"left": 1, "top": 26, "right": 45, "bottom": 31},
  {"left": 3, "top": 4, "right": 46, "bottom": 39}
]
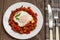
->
[
  {"left": 0, "top": 0, "right": 4, "bottom": 40},
  {"left": 1, "top": 0, "right": 45, "bottom": 40}
]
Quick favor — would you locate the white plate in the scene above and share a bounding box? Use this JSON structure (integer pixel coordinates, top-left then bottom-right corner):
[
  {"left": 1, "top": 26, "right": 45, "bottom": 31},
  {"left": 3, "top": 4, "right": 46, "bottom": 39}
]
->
[{"left": 3, "top": 2, "right": 43, "bottom": 39}]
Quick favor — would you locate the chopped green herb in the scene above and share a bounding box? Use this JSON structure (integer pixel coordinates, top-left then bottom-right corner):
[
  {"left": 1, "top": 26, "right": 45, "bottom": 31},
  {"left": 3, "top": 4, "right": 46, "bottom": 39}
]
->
[
  {"left": 15, "top": 13, "right": 21, "bottom": 17},
  {"left": 15, "top": 13, "right": 21, "bottom": 20},
  {"left": 16, "top": 18, "right": 19, "bottom": 20}
]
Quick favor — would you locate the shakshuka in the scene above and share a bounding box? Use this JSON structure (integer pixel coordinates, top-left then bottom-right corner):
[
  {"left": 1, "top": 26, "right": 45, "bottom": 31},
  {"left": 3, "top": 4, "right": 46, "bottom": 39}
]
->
[{"left": 8, "top": 6, "right": 37, "bottom": 34}]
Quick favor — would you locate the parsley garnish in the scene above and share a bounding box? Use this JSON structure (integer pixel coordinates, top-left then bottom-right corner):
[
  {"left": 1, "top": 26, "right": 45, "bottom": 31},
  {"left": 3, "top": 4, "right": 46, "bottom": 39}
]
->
[
  {"left": 15, "top": 13, "right": 21, "bottom": 20},
  {"left": 15, "top": 13, "right": 20, "bottom": 17}
]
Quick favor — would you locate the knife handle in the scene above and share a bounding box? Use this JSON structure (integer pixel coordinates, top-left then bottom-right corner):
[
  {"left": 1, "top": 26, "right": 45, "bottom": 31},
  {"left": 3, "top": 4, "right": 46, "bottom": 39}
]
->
[
  {"left": 50, "top": 29, "right": 53, "bottom": 40},
  {"left": 56, "top": 27, "right": 59, "bottom": 40}
]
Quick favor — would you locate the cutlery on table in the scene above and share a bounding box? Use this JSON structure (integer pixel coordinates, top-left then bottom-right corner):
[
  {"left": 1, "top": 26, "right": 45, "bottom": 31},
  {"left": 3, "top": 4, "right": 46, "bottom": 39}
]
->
[
  {"left": 47, "top": 4, "right": 53, "bottom": 40},
  {"left": 54, "top": 12, "right": 59, "bottom": 40}
]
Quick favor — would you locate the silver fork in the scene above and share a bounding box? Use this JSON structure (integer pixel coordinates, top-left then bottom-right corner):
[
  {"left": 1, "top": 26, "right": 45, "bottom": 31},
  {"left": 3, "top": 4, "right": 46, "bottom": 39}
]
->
[{"left": 54, "top": 11, "right": 59, "bottom": 40}]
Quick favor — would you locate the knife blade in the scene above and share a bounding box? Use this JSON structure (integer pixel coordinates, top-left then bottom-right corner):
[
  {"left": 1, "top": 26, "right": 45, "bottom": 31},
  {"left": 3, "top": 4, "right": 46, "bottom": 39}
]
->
[
  {"left": 47, "top": 4, "right": 53, "bottom": 28},
  {"left": 47, "top": 4, "right": 53, "bottom": 40}
]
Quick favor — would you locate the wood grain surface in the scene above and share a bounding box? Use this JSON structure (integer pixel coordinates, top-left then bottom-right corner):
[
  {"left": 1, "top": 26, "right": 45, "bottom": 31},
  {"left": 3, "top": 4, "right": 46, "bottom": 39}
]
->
[
  {"left": 1, "top": 0, "right": 60, "bottom": 40},
  {"left": 0, "top": 0, "right": 45, "bottom": 40}
]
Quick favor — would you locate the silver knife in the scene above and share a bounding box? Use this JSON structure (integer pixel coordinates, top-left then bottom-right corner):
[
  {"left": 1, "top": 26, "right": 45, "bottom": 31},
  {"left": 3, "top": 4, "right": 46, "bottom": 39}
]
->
[{"left": 47, "top": 4, "right": 53, "bottom": 40}]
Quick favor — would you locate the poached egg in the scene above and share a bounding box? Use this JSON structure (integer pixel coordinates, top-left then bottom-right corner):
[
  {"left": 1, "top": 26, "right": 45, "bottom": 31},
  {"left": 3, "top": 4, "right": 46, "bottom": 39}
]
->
[{"left": 14, "top": 11, "right": 34, "bottom": 27}]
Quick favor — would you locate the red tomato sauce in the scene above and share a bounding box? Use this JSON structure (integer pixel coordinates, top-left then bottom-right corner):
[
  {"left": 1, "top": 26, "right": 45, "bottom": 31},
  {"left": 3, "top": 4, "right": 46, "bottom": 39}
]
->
[{"left": 8, "top": 6, "right": 37, "bottom": 34}]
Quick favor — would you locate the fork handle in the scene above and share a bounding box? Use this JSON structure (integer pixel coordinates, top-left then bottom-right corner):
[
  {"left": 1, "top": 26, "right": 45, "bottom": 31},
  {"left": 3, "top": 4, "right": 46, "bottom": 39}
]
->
[
  {"left": 50, "top": 29, "right": 53, "bottom": 40},
  {"left": 56, "top": 27, "right": 59, "bottom": 40}
]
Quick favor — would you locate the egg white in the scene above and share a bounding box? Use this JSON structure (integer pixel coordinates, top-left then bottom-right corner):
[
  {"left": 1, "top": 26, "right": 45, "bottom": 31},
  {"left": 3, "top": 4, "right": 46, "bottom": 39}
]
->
[{"left": 13, "top": 11, "right": 34, "bottom": 27}]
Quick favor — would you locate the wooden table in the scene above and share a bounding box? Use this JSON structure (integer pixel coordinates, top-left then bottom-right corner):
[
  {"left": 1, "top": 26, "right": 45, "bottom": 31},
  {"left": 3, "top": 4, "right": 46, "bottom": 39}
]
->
[{"left": 0, "top": 0, "right": 45, "bottom": 40}]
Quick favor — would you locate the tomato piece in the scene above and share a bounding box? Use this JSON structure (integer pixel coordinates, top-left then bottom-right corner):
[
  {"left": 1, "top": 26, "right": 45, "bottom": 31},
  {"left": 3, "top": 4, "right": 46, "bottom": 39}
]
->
[
  {"left": 28, "top": 7, "right": 30, "bottom": 9},
  {"left": 25, "top": 31, "right": 30, "bottom": 34},
  {"left": 12, "top": 27, "right": 17, "bottom": 31},
  {"left": 23, "top": 29, "right": 27, "bottom": 33},
  {"left": 19, "top": 30, "right": 23, "bottom": 34},
  {"left": 24, "top": 27, "right": 29, "bottom": 30}
]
